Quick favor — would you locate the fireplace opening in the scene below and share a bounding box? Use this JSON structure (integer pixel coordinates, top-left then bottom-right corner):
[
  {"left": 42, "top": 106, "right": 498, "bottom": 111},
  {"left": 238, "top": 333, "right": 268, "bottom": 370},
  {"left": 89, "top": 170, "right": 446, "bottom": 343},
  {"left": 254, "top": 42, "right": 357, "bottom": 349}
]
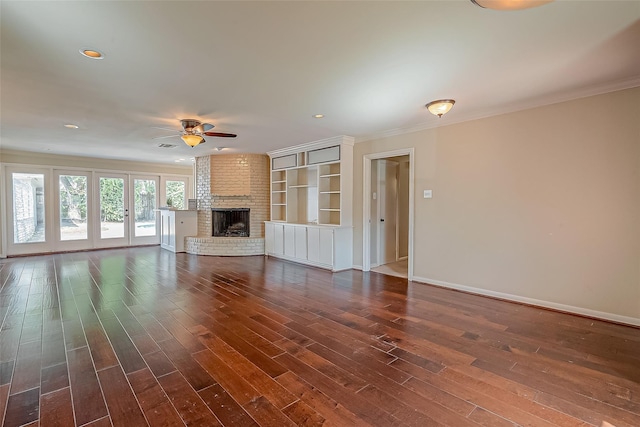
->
[{"left": 212, "top": 208, "right": 250, "bottom": 237}]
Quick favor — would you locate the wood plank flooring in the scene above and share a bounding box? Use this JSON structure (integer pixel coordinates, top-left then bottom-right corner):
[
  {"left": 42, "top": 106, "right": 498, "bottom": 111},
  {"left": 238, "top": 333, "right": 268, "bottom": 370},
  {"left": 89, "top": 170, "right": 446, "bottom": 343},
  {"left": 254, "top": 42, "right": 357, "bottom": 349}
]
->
[{"left": 0, "top": 246, "right": 639, "bottom": 426}]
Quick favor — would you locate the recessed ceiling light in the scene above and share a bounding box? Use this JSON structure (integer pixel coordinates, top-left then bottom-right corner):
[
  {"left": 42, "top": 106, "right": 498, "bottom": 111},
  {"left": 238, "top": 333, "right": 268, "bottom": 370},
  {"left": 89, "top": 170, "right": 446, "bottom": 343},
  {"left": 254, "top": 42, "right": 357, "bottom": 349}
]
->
[
  {"left": 175, "top": 160, "right": 182, "bottom": 162},
  {"left": 80, "top": 48, "right": 104, "bottom": 59},
  {"left": 64, "top": 124, "right": 79, "bottom": 129},
  {"left": 313, "top": 114, "right": 324, "bottom": 119},
  {"left": 470, "top": 0, "right": 554, "bottom": 10}
]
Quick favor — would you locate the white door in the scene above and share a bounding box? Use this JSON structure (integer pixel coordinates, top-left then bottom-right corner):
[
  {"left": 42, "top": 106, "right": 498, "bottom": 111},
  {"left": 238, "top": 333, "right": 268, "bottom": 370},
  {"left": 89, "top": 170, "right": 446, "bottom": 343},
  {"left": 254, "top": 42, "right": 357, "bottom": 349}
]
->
[
  {"left": 5, "top": 167, "right": 52, "bottom": 255},
  {"left": 96, "top": 173, "right": 129, "bottom": 248},
  {"left": 378, "top": 160, "right": 398, "bottom": 265},
  {"left": 284, "top": 224, "right": 295, "bottom": 257},
  {"left": 131, "top": 175, "right": 159, "bottom": 245},
  {"left": 55, "top": 171, "right": 92, "bottom": 252}
]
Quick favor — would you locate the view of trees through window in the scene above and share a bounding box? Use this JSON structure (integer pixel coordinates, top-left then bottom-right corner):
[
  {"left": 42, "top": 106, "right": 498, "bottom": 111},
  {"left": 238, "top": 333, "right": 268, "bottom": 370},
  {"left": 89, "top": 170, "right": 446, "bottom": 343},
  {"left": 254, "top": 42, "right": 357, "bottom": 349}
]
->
[
  {"left": 134, "top": 179, "right": 156, "bottom": 237},
  {"left": 59, "top": 175, "right": 88, "bottom": 240},
  {"left": 166, "top": 180, "right": 185, "bottom": 209}
]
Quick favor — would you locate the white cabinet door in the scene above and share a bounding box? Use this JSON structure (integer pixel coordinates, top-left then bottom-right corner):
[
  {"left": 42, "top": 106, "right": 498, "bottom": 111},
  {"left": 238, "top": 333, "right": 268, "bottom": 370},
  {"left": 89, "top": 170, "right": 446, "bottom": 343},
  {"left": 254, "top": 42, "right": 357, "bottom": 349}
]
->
[
  {"left": 318, "top": 228, "right": 333, "bottom": 265},
  {"left": 265, "top": 222, "right": 274, "bottom": 254},
  {"left": 307, "top": 227, "right": 320, "bottom": 263},
  {"left": 294, "top": 226, "right": 307, "bottom": 260},
  {"left": 284, "top": 225, "right": 296, "bottom": 257},
  {"left": 273, "top": 223, "right": 285, "bottom": 255}
]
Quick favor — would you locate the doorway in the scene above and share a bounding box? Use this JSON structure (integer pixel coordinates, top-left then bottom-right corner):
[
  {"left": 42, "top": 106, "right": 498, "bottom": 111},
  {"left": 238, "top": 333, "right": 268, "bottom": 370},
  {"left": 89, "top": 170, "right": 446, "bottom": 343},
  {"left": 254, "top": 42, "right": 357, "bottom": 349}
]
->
[{"left": 363, "top": 149, "right": 414, "bottom": 279}]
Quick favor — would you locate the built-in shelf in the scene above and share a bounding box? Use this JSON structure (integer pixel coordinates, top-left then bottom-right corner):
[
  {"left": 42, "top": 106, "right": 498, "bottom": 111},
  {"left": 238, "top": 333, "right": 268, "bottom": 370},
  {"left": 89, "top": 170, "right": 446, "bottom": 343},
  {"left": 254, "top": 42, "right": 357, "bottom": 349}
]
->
[
  {"left": 289, "top": 184, "right": 316, "bottom": 189},
  {"left": 268, "top": 136, "right": 352, "bottom": 227}
]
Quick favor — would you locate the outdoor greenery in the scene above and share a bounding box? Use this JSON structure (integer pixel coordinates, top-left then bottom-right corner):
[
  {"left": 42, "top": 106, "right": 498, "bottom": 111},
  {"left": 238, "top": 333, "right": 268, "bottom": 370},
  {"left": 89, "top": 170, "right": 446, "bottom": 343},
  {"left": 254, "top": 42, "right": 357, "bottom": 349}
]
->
[
  {"left": 166, "top": 180, "right": 185, "bottom": 209},
  {"left": 62, "top": 177, "right": 177, "bottom": 224},
  {"left": 134, "top": 179, "right": 156, "bottom": 221},
  {"left": 59, "top": 175, "right": 87, "bottom": 222},
  {"left": 99, "top": 178, "right": 124, "bottom": 222}
]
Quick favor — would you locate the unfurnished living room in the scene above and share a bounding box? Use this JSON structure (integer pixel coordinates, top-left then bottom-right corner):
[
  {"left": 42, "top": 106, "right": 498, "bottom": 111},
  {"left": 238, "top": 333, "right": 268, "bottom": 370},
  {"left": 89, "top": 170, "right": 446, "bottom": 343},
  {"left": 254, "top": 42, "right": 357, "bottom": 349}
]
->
[{"left": 1, "top": 1, "right": 639, "bottom": 426}]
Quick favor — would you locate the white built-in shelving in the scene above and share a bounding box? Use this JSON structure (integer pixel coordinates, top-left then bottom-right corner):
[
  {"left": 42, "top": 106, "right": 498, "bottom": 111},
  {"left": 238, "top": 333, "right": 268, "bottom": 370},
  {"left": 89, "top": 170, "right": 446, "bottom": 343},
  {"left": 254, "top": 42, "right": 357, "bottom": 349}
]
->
[{"left": 265, "top": 136, "right": 354, "bottom": 271}]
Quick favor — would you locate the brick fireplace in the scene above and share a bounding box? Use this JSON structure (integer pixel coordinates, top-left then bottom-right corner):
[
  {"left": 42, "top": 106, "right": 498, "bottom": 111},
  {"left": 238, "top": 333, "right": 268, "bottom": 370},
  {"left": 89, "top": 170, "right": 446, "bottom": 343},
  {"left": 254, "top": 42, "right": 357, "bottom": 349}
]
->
[{"left": 185, "top": 154, "right": 269, "bottom": 256}]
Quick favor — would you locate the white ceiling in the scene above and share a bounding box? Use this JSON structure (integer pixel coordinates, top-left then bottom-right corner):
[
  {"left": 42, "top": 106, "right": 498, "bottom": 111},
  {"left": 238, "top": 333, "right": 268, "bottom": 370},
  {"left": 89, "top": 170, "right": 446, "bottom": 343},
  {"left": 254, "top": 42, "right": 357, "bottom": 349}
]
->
[{"left": 2, "top": 1, "right": 639, "bottom": 165}]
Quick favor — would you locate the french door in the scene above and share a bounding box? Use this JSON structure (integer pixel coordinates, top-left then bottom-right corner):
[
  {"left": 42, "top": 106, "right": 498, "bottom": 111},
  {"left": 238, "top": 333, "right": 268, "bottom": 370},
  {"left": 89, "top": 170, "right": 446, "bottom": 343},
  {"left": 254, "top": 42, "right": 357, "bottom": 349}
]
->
[
  {"left": 5, "top": 168, "right": 162, "bottom": 255},
  {"left": 96, "top": 173, "right": 130, "bottom": 248},
  {"left": 55, "top": 170, "right": 92, "bottom": 251},
  {"left": 130, "top": 175, "right": 159, "bottom": 246},
  {"left": 6, "top": 167, "right": 52, "bottom": 255}
]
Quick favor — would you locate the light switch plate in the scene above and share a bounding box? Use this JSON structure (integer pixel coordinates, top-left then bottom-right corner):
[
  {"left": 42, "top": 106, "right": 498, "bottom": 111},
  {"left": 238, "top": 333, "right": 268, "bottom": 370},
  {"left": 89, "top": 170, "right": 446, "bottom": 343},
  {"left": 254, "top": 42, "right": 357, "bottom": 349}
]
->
[{"left": 423, "top": 190, "right": 433, "bottom": 199}]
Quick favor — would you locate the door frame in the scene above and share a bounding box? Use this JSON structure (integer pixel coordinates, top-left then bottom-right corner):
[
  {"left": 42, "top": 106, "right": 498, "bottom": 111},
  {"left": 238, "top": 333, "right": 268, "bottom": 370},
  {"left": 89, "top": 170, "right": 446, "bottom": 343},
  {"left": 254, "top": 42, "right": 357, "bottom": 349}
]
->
[{"left": 362, "top": 148, "right": 414, "bottom": 279}]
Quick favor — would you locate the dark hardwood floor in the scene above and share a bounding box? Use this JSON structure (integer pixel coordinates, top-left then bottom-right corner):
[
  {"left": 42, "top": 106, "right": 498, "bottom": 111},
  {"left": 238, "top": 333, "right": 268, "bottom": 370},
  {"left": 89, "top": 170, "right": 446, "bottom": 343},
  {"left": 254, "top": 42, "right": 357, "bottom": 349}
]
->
[{"left": 0, "top": 246, "right": 639, "bottom": 427}]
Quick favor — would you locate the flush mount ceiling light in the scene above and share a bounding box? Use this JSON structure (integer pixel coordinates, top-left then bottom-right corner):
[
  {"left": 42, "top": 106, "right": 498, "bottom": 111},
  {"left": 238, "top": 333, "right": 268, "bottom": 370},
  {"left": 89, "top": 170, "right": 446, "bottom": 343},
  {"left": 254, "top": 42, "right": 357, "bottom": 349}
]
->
[
  {"left": 426, "top": 99, "right": 455, "bottom": 118},
  {"left": 313, "top": 114, "right": 324, "bottom": 119},
  {"left": 64, "top": 124, "right": 79, "bottom": 129},
  {"left": 181, "top": 134, "right": 204, "bottom": 148},
  {"left": 79, "top": 48, "right": 104, "bottom": 59},
  {"left": 470, "top": 0, "right": 554, "bottom": 10}
]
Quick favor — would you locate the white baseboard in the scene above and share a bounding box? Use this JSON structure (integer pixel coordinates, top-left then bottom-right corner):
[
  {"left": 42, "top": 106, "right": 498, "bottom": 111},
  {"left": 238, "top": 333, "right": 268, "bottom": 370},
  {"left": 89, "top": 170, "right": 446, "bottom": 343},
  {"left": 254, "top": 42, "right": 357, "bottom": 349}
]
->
[
  {"left": 411, "top": 275, "right": 640, "bottom": 328},
  {"left": 352, "top": 264, "right": 363, "bottom": 271}
]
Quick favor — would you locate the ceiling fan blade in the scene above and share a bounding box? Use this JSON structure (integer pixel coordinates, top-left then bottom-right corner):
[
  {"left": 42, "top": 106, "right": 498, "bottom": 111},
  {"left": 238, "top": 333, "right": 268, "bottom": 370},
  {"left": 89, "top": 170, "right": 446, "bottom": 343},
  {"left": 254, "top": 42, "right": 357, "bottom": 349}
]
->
[
  {"left": 151, "top": 126, "right": 180, "bottom": 132},
  {"left": 152, "top": 134, "right": 182, "bottom": 140},
  {"left": 203, "top": 132, "right": 237, "bottom": 138},
  {"left": 193, "top": 123, "right": 215, "bottom": 134}
]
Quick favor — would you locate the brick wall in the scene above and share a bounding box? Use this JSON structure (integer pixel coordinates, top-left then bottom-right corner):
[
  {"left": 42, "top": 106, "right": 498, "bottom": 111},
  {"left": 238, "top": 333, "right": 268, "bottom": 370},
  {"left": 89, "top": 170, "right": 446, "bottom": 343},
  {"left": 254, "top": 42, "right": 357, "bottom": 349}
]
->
[{"left": 189, "top": 153, "right": 269, "bottom": 256}]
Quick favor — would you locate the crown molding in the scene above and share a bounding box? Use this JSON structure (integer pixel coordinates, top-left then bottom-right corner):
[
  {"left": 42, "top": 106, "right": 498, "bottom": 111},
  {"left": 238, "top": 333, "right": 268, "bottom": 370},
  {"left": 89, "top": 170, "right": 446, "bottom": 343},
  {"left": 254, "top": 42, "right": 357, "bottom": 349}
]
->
[
  {"left": 267, "top": 135, "right": 354, "bottom": 158},
  {"left": 356, "top": 76, "right": 640, "bottom": 143}
]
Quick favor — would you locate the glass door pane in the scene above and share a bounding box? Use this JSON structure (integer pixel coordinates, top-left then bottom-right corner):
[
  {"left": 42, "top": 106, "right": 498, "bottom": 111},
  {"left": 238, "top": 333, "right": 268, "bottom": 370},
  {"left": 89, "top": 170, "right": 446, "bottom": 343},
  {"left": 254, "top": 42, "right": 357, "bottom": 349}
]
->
[
  {"left": 166, "top": 180, "right": 186, "bottom": 209},
  {"left": 12, "top": 172, "right": 45, "bottom": 243},
  {"left": 99, "top": 175, "right": 127, "bottom": 242},
  {"left": 59, "top": 174, "right": 88, "bottom": 241},
  {"left": 133, "top": 178, "right": 157, "bottom": 237}
]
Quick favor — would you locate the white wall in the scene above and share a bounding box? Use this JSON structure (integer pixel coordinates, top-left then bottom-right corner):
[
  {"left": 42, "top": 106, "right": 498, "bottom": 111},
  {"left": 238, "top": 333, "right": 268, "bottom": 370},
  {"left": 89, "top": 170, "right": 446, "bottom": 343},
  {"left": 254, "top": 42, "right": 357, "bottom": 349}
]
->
[{"left": 353, "top": 87, "right": 640, "bottom": 324}]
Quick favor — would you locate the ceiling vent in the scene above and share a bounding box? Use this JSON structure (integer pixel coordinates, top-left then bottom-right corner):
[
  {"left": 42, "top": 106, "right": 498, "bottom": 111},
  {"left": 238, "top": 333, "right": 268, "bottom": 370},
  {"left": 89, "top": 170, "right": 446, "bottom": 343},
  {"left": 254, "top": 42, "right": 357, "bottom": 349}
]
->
[{"left": 157, "top": 143, "right": 177, "bottom": 149}]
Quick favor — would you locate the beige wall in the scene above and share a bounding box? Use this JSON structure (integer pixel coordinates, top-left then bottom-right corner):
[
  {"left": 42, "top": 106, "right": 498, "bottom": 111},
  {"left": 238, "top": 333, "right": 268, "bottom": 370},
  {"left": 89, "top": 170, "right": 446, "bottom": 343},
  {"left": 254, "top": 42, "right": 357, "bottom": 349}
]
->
[{"left": 353, "top": 87, "right": 640, "bottom": 321}]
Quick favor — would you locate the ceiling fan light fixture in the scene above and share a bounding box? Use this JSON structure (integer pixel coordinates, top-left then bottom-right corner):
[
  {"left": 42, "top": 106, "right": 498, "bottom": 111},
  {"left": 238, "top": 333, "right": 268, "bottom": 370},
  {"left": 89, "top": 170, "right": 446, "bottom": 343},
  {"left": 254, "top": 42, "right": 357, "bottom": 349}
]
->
[
  {"left": 181, "top": 134, "right": 204, "bottom": 147},
  {"left": 426, "top": 99, "right": 455, "bottom": 118},
  {"left": 470, "top": 0, "right": 554, "bottom": 10}
]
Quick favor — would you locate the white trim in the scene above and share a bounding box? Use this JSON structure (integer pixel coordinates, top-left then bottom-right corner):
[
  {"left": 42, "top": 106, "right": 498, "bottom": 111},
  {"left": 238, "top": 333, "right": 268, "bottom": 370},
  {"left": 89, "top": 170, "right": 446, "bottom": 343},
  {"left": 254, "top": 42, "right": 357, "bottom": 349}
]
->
[
  {"left": 267, "top": 135, "right": 355, "bottom": 158},
  {"left": 352, "top": 264, "right": 363, "bottom": 271},
  {"left": 363, "top": 148, "right": 414, "bottom": 280},
  {"left": 356, "top": 77, "right": 640, "bottom": 144},
  {"left": 412, "top": 275, "right": 640, "bottom": 328},
  {"left": 0, "top": 162, "right": 6, "bottom": 258}
]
